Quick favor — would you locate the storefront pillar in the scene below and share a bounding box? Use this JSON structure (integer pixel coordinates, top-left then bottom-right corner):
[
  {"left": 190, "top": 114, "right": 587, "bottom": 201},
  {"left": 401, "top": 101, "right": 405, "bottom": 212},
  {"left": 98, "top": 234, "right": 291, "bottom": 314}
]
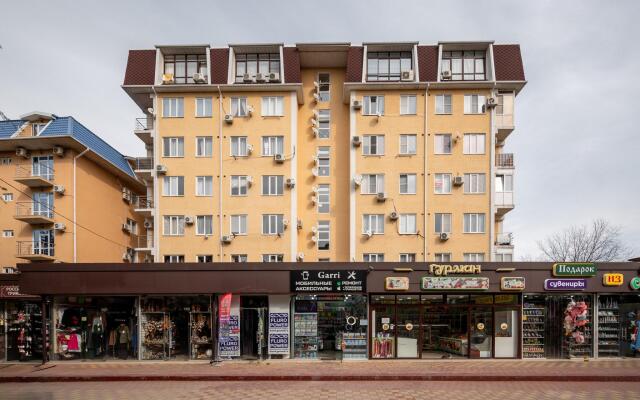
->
[{"left": 41, "top": 297, "right": 48, "bottom": 365}]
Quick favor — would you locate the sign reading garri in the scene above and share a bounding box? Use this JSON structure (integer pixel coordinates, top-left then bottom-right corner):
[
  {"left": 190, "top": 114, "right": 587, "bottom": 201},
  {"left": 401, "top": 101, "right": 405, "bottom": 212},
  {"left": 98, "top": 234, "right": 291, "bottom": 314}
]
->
[{"left": 291, "top": 270, "right": 366, "bottom": 292}]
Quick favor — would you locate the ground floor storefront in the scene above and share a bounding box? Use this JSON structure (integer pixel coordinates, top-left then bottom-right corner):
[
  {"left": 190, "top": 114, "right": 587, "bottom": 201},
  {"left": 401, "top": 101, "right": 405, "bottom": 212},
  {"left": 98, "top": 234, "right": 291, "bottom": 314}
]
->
[{"left": 6, "top": 261, "right": 640, "bottom": 363}]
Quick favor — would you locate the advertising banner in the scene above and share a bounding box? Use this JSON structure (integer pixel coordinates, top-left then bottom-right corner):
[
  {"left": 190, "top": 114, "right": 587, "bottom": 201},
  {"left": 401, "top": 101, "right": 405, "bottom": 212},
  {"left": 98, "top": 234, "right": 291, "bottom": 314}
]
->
[
  {"left": 291, "top": 270, "right": 366, "bottom": 292},
  {"left": 500, "top": 277, "right": 525, "bottom": 291},
  {"left": 552, "top": 263, "right": 597, "bottom": 277},
  {"left": 421, "top": 277, "right": 489, "bottom": 290},
  {"left": 218, "top": 294, "right": 240, "bottom": 357},
  {"left": 268, "top": 295, "right": 290, "bottom": 356}
]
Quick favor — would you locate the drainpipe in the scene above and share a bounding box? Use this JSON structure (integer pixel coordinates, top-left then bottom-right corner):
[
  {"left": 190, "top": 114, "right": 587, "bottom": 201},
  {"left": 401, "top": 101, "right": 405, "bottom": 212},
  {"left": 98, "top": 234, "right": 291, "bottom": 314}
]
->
[
  {"left": 424, "top": 83, "right": 430, "bottom": 261},
  {"left": 73, "top": 148, "right": 90, "bottom": 262},
  {"left": 217, "top": 86, "right": 224, "bottom": 261}
]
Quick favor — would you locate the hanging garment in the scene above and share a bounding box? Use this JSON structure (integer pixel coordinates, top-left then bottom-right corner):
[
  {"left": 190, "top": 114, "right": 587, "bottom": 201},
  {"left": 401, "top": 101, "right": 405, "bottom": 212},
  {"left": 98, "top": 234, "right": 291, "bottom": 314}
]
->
[
  {"left": 108, "top": 330, "right": 116, "bottom": 347},
  {"left": 68, "top": 334, "right": 81, "bottom": 352},
  {"left": 117, "top": 325, "right": 131, "bottom": 344},
  {"left": 91, "top": 316, "right": 104, "bottom": 334}
]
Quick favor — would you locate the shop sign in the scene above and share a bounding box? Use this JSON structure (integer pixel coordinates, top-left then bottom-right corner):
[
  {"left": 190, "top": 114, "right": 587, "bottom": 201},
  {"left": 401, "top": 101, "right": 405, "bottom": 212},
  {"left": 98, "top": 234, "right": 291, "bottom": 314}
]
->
[
  {"left": 268, "top": 296, "right": 290, "bottom": 355},
  {"left": 552, "top": 263, "right": 597, "bottom": 277},
  {"left": 429, "top": 263, "right": 481, "bottom": 276},
  {"left": 385, "top": 277, "right": 409, "bottom": 291},
  {"left": 290, "top": 270, "right": 366, "bottom": 292},
  {"left": 544, "top": 279, "right": 587, "bottom": 291},
  {"left": 421, "top": 277, "right": 489, "bottom": 291},
  {"left": 0, "top": 285, "right": 31, "bottom": 299},
  {"left": 500, "top": 277, "right": 525, "bottom": 291},
  {"left": 630, "top": 277, "right": 640, "bottom": 290},
  {"left": 603, "top": 273, "right": 624, "bottom": 286}
]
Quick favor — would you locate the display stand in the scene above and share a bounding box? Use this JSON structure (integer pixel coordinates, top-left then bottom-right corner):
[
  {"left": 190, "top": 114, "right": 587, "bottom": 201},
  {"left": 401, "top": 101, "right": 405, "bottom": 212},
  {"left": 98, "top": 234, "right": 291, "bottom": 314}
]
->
[
  {"left": 598, "top": 296, "right": 621, "bottom": 357},
  {"left": 523, "top": 298, "right": 545, "bottom": 358},
  {"left": 293, "top": 313, "right": 318, "bottom": 358},
  {"left": 141, "top": 312, "right": 168, "bottom": 360},
  {"left": 342, "top": 332, "right": 367, "bottom": 359},
  {"left": 190, "top": 311, "right": 212, "bottom": 360}
]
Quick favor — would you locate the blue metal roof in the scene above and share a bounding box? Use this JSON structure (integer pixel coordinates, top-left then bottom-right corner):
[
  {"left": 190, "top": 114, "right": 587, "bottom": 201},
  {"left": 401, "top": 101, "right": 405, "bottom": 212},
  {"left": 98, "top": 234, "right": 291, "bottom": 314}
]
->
[{"left": 0, "top": 120, "right": 25, "bottom": 138}]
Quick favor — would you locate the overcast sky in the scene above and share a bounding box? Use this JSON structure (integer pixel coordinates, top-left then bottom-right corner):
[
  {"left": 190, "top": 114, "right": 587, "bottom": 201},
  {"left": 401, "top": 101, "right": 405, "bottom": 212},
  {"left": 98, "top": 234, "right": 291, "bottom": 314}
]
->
[{"left": 1, "top": 0, "right": 639, "bottom": 259}]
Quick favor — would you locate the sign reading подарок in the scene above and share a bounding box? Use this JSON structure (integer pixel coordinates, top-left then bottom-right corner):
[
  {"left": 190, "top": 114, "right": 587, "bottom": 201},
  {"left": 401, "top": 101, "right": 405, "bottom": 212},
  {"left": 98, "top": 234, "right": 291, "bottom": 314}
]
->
[
  {"left": 544, "top": 279, "right": 587, "bottom": 291},
  {"left": 552, "top": 263, "right": 597, "bottom": 277},
  {"left": 290, "top": 270, "right": 366, "bottom": 292}
]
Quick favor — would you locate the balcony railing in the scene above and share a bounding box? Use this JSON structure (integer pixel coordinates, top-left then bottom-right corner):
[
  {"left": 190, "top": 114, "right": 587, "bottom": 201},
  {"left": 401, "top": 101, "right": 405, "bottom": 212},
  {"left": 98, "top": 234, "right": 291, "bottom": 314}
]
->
[
  {"left": 131, "top": 233, "right": 153, "bottom": 250},
  {"left": 133, "top": 196, "right": 154, "bottom": 210},
  {"left": 496, "top": 153, "right": 514, "bottom": 168},
  {"left": 15, "top": 163, "right": 55, "bottom": 186},
  {"left": 133, "top": 157, "right": 153, "bottom": 170},
  {"left": 16, "top": 241, "right": 55, "bottom": 259},
  {"left": 135, "top": 118, "right": 153, "bottom": 131},
  {"left": 14, "top": 201, "right": 54, "bottom": 223},
  {"left": 496, "top": 232, "right": 514, "bottom": 246},
  {"left": 495, "top": 191, "right": 514, "bottom": 207}
]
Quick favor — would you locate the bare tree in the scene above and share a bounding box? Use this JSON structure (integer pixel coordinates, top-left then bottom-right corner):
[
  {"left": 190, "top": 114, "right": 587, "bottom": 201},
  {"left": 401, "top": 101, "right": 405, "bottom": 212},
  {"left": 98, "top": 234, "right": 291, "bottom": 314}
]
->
[{"left": 537, "top": 219, "right": 631, "bottom": 262}]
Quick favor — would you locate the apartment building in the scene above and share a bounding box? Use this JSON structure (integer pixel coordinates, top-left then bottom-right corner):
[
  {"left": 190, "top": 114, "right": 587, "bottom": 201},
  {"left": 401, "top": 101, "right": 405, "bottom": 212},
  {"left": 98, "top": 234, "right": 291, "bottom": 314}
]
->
[
  {"left": 0, "top": 112, "right": 145, "bottom": 271},
  {"left": 122, "top": 41, "right": 525, "bottom": 263}
]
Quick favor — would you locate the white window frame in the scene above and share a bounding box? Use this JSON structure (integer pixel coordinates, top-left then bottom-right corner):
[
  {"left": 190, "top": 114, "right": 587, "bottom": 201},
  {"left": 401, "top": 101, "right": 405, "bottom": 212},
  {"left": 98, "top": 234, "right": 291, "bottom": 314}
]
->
[
  {"left": 399, "top": 253, "right": 416, "bottom": 262},
  {"left": 230, "top": 175, "right": 249, "bottom": 196},
  {"left": 195, "top": 97, "right": 212, "bottom": 117},
  {"left": 262, "top": 175, "right": 284, "bottom": 196},
  {"left": 464, "top": 253, "right": 485, "bottom": 262},
  {"left": 363, "top": 95, "right": 385, "bottom": 115},
  {"left": 262, "top": 214, "right": 284, "bottom": 235},
  {"left": 317, "top": 221, "right": 330, "bottom": 250},
  {"left": 434, "top": 173, "right": 452, "bottom": 194},
  {"left": 399, "top": 134, "right": 417, "bottom": 155},
  {"left": 400, "top": 95, "right": 417, "bottom": 115},
  {"left": 434, "top": 134, "right": 452, "bottom": 155},
  {"left": 230, "top": 214, "right": 247, "bottom": 235},
  {"left": 399, "top": 174, "right": 417, "bottom": 195},
  {"left": 196, "top": 215, "right": 213, "bottom": 236},
  {"left": 163, "top": 215, "right": 185, "bottom": 236},
  {"left": 262, "top": 136, "right": 284, "bottom": 156},
  {"left": 162, "top": 176, "right": 184, "bottom": 197},
  {"left": 316, "top": 147, "right": 330, "bottom": 176},
  {"left": 464, "top": 173, "right": 486, "bottom": 194},
  {"left": 399, "top": 214, "right": 417, "bottom": 235},
  {"left": 495, "top": 253, "right": 513, "bottom": 262},
  {"left": 2, "top": 230, "right": 14, "bottom": 238},
  {"left": 463, "top": 133, "right": 486, "bottom": 154},
  {"left": 232, "top": 254, "right": 248, "bottom": 262},
  {"left": 362, "top": 214, "right": 385, "bottom": 234},
  {"left": 231, "top": 97, "right": 249, "bottom": 117},
  {"left": 361, "top": 174, "right": 385, "bottom": 195},
  {"left": 196, "top": 136, "right": 213, "bottom": 157},
  {"left": 317, "top": 73, "right": 330, "bottom": 102},
  {"left": 363, "top": 135, "right": 385, "bottom": 156},
  {"left": 317, "top": 109, "right": 330, "bottom": 139},
  {"left": 496, "top": 174, "right": 514, "bottom": 193},
  {"left": 463, "top": 95, "right": 486, "bottom": 114},
  {"left": 2, "top": 193, "right": 13, "bottom": 202},
  {"left": 363, "top": 253, "right": 384, "bottom": 262},
  {"left": 162, "top": 97, "right": 184, "bottom": 118},
  {"left": 435, "top": 253, "right": 451, "bottom": 262},
  {"left": 463, "top": 213, "right": 486, "bottom": 233},
  {"left": 262, "top": 254, "right": 284, "bottom": 262},
  {"left": 162, "top": 137, "right": 184, "bottom": 157},
  {"left": 434, "top": 213, "right": 452, "bottom": 234},
  {"left": 164, "top": 255, "right": 185, "bottom": 263},
  {"left": 197, "top": 255, "right": 213, "bottom": 263},
  {"left": 195, "top": 176, "right": 213, "bottom": 197},
  {"left": 435, "top": 95, "right": 452, "bottom": 114},
  {"left": 230, "top": 136, "right": 248, "bottom": 157},
  {"left": 261, "top": 96, "right": 284, "bottom": 116},
  {"left": 317, "top": 184, "right": 330, "bottom": 213}
]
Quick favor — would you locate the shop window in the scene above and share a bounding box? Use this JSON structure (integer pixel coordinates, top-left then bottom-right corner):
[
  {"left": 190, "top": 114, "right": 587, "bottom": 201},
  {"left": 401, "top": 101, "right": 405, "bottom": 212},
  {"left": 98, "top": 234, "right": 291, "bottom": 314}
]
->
[
  {"left": 470, "top": 307, "right": 493, "bottom": 358},
  {"left": 421, "top": 295, "right": 444, "bottom": 305},
  {"left": 447, "top": 295, "right": 469, "bottom": 304},
  {"left": 397, "top": 295, "right": 420, "bottom": 304},
  {"left": 5, "top": 302, "right": 43, "bottom": 361},
  {"left": 231, "top": 254, "right": 248, "bottom": 262}
]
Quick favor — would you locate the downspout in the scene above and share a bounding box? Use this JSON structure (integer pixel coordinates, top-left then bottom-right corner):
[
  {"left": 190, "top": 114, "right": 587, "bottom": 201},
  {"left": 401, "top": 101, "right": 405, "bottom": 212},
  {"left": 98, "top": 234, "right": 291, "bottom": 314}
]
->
[
  {"left": 73, "top": 148, "right": 90, "bottom": 262},
  {"left": 151, "top": 86, "right": 159, "bottom": 262},
  {"left": 424, "top": 83, "right": 430, "bottom": 261},
  {"left": 217, "top": 85, "right": 224, "bottom": 261}
]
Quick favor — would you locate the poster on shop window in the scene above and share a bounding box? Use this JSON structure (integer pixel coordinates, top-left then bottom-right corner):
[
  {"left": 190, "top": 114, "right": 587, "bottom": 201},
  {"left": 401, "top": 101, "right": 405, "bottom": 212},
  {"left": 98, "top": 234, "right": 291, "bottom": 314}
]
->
[
  {"left": 218, "top": 294, "right": 241, "bottom": 357},
  {"left": 268, "top": 295, "right": 290, "bottom": 355}
]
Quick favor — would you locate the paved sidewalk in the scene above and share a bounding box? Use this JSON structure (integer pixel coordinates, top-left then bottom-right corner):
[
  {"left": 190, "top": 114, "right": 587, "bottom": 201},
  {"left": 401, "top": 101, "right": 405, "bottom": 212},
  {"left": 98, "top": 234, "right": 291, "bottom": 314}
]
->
[{"left": 1, "top": 359, "right": 639, "bottom": 382}]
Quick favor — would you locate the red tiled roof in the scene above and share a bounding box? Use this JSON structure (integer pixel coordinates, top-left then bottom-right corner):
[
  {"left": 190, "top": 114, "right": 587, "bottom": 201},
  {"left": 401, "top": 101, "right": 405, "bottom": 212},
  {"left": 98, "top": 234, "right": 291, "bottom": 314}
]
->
[
  {"left": 123, "top": 50, "right": 156, "bottom": 85},
  {"left": 493, "top": 44, "right": 525, "bottom": 81},
  {"left": 345, "top": 47, "right": 364, "bottom": 83},
  {"left": 283, "top": 47, "right": 301, "bottom": 84},
  {"left": 417, "top": 45, "right": 438, "bottom": 82},
  {"left": 210, "top": 48, "right": 230, "bottom": 84}
]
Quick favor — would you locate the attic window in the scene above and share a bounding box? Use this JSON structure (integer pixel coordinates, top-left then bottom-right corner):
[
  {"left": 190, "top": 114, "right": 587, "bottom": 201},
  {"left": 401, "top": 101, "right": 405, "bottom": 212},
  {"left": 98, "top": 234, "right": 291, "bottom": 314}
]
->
[{"left": 32, "top": 123, "right": 47, "bottom": 136}]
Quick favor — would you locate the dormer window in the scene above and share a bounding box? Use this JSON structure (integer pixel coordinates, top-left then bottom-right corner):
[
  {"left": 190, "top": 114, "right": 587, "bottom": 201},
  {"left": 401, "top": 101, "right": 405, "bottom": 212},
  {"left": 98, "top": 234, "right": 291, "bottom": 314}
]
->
[
  {"left": 163, "top": 54, "right": 208, "bottom": 84},
  {"left": 235, "top": 53, "right": 280, "bottom": 83},
  {"left": 366, "top": 51, "right": 412, "bottom": 81},
  {"left": 441, "top": 51, "right": 485, "bottom": 81},
  {"left": 32, "top": 123, "right": 47, "bottom": 136}
]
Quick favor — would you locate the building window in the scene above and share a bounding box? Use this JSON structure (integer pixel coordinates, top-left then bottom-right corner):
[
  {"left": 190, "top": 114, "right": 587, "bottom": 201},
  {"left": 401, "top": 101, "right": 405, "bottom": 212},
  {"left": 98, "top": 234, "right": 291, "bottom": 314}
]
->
[
  {"left": 435, "top": 95, "right": 452, "bottom": 114},
  {"left": 32, "top": 123, "right": 47, "bottom": 135},
  {"left": 2, "top": 267, "right": 17, "bottom": 274},
  {"left": 317, "top": 110, "right": 330, "bottom": 138},
  {"left": 366, "top": 51, "right": 412, "bottom": 81},
  {"left": 464, "top": 213, "right": 486, "bottom": 233},
  {"left": 2, "top": 230, "right": 14, "bottom": 238},
  {"left": 195, "top": 176, "right": 213, "bottom": 196},
  {"left": 464, "top": 95, "right": 486, "bottom": 114},
  {"left": 364, "top": 253, "right": 384, "bottom": 262},
  {"left": 434, "top": 134, "right": 452, "bottom": 154},
  {"left": 463, "top": 134, "right": 485, "bottom": 154},
  {"left": 231, "top": 97, "right": 249, "bottom": 117},
  {"left": 318, "top": 73, "right": 330, "bottom": 101},
  {"left": 164, "top": 255, "right": 185, "bottom": 263},
  {"left": 230, "top": 175, "right": 249, "bottom": 196},
  {"left": 464, "top": 173, "right": 486, "bottom": 194},
  {"left": 230, "top": 136, "right": 248, "bottom": 157},
  {"left": 196, "top": 137, "right": 213, "bottom": 157},
  {"left": 317, "top": 221, "right": 330, "bottom": 250},
  {"left": 262, "top": 254, "right": 284, "bottom": 262},
  {"left": 363, "top": 214, "right": 385, "bottom": 234},
  {"left": 162, "top": 98, "right": 184, "bottom": 118},
  {"left": 2, "top": 193, "right": 13, "bottom": 202},
  {"left": 262, "top": 136, "right": 284, "bottom": 156},
  {"left": 197, "top": 255, "right": 213, "bottom": 263},
  {"left": 262, "top": 214, "right": 284, "bottom": 235},
  {"left": 162, "top": 176, "right": 184, "bottom": 196},
  {"left": 361, "top": 174, "right": 384, "bottom": 195},
  {"left": 318, "top": 258, "right": 330, "bottom": 262},
  {"left": 464, "top": 253, "right": 485, "bottom": 262},
  {"left": 32, "top": 192, "right": 53, "bottom": 218},
  {"left": 399, "top": 174, "right": 416, "bottom": 194},
  {"left": 317, "top": 184, "right": 330, "bottom": 213},
  {"left": 195, "top": 97, "right": 212, "bottom": 117},
  {"left": 261, "top": 96, "right": 284, "bottom": 116},
  {"left": 32, "top": 229, "right": 54, "bottom": 256},
  {"left": 434, "top": 173, "right": 452, "bottom": 194},
  {"left": 196, "top": 215, "right": 213, "bottom": 236},
  {"left": 231, "top": 214, "right": 247, "bottom": 235},
  {"left": 441, "top": 50, "right": 486, "bottom": 81},
  {"left": 400, "top": 95, "right": 417, "bottom": 115},
  {"left": 399, "top": 214, "right": 417, "bottom": 234},
  {"left": 400, "top": 253, "right": 416, "bottom": 262},
  {"left": 435, "top": 253, "right": 451, "bottom": 262},
  {"left": 495, "top": 253, "right": 513, "bottom": 262},
  {"left": 316, "top": 147, "right": 330, "bottom": 176},
  {"left": 399, "top": 135, "right": 417, "bottom": 155},
  {"left": 434, "top": 213, "right": 452, "bottom": 234},
  {"left": 164, "top": 54, "right": 207, "bottom": 84},
  {"left": 235, "top": 53, "right": 280, "bottom": 83},
  {"left": 363, "top": 135, "right": 385, "bottom": 155},
  {"left": 496, "top": 174, "right": 514, "bottom": 192},
  {"left": 232, "top": 254, "right": 248, "bottom": 262},
  {"left": 262, "top": 175, "right": 284, "bottom": 196},
  {"left": 162, "top": 137, "right": 184, "bottom": 157},
  {"left": 126, "top": 218, "right": 138, "bottom": 235},
  {"left": 0, "top": 157, "right": 12, "bottom": 165},
  {"left": 163, "top": 216, "right": 185, "bottom": 236},
  {"left": 363, "top": 96, "right": 385, "bottom": 115}
]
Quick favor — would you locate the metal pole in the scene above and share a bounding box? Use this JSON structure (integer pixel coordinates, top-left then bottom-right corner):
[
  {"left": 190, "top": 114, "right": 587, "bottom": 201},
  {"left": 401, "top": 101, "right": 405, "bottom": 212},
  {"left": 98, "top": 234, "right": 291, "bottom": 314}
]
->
[
  {"left": 210, "top": 294, "right": 221, "bottom": 365},
  {"left": 41, "top": 297, "right": 48, "bottom": 365}
]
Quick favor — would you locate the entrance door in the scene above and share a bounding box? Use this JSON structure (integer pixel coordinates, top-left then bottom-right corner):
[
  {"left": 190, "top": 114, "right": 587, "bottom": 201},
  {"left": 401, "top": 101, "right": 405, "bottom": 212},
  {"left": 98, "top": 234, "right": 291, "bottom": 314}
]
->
[
  {"left": 32, "top": 229, "right": 54, "bottom": 256},
  {"left": 470, "top": 307, "right": 493, "bottom": 358},
  {"left": 396, "top": 305, "right": 420, "bottom": 358},
  {"left": 240, "top": 308, "right": 259, "bottom": 359}
]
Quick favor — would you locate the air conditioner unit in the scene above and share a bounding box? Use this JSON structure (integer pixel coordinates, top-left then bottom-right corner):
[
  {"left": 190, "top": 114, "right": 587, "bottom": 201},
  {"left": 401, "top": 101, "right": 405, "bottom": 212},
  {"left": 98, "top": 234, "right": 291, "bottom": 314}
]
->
[
  {"left": 122, "top": 223, "right": 131, "bottom": 233},
  {"left": 53, "top": 146, "right": 64, "bottom": 156},
  {"left": 53, "top": 185, "right": 65, "bottom": 194},
  {"left": 312, "top": 127, "right": 319, "bottom": 137},
  {"left": 192, "top": 73, "right": 206, "bottom": 83},
  {"left": 353, "top": 175, "right": 363, "bottom": 186},
  {"left": 282, "top": 218, "right": 289, "bottom": 228},
  {"left": 352, "top": 100, "right": 362, "bottom": 110},
  {"left": 221, "top": 235, "right": 233, "bottom": 244},
  {"left": 376, "top": 192, "right": 387, "bottom": 202},
  {"left": 122, "top": 252, "right": 132, "bottom": 262},
  {"left": 439, "top": 232, "right": 450, "bottom": 241},
  {"left": 311, "top": 167, "right": 319, "bottom": 177},
  {"left": 16, "top": 147, "right": 28, "bottom": 158},
  {"left": 311, "top": 226, "right": 318, "bottom": 234},
  {"left": 156, "top": 165, "right": 167, "bottom": 174},
  {"left": 312, "top": 155, "right": 319, "bottom": 165},
  {"left": 185, "top": 216, "right": 194, "bottom": 225},
  {"left": 144, "top": 220, "right": 153, "bottom": 229},
  {"left": 389, "top": 211, "right": 399, "bottom": 221},
  {"left": 297, "top": 252, "right": 305, "bottom": 261},
  {"left": 310, "top": 117, "right": 318, "bottom": 127},
  {"left": 255, "top": 73, "right": 266, "bottom": 82},
  {"left": 268, "top": 72, "right": 280, "bottom": 82},
  {"left": 296, "top": 219, "right": 303, "bottom": 230},
  {"left": 401, "top": 70, "right": 414, "bottom": 81},
  {"left": 247, "top": 105, "right": 254, "bottom": 116},
  {"left": 246, "top": 175, "right": 253, "bottom": 186},
  {"left": 224, "top": 114, "right": 234, "bottom": 124},
  {"left": 54, "top": 222, "right": 66, "bottom": 231},
  {"left": 311, "top": 195, "right": 317, "bottom": 204},
  {"left": 162, "top": 73, "right": 175, "bottom": 84},
  {"left": 243, "top": 73, "right": 254, "bottom": 83},
  {"left": 286, "top": 178, "right": 296, "bottom": 188},
  {"left": 486, "top": 97, "right": 497, "bottom": 108},
  {"left": 311, "top": 186, "right": 319, "bottom": 193},
  {"left": 453, "top": 176, "right": 464, "bottom": 186},
  {"left": 274, "top": 153, "right": 285, "bottom": 163},
  {"left": 246, "top": 144, "right": 253, "bottom": 154},
  {"left": 312, "top": 93, "right": 320, "bottom": 102},
  {"left": 311, "top": 236, "right": 318, "bottom": 243},
  {"left": 352, "top": 136, "right": 361, "bottom": 147},
  {"left": 441, "top": 70, "right": 452, "bottom": 79},
  {"left": 364, "top": 230, "right": 373, "bottom": 239}
]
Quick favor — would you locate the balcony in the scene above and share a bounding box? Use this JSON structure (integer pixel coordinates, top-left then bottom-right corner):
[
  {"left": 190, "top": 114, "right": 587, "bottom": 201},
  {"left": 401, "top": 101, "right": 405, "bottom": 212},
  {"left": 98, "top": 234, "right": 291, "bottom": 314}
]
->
[
  {"left": 134, "top": 117, "right": 153, "bottom": 145},
  {"left": 133, "top": 196, "right": 154, "bottom": 216},
  {"left": 14, "top": 202, "right": 54, "bottom": 225},
  {"left": 495, "top": 93, "right": 515, "bottom": 142},
  {"left": 495, "top": 191, "right": 514, "bottom": 216},
  {"left": 133, "top": 157, "right": 153, "bottom": 180},
  {"left": 16, "top": 241, "right": 55, "bottom": 261},
  {"left": 14, "top": 163, "right": 54, "bottom": 188},
  {"left": 496, "top": 153, "right": 514, "bottom": 169},
  {"left": 495, "top": 232, "right": 514, "bottom": 247},
  {"left": 131, "top": 233, "right": 153, "bottom": 252}
]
